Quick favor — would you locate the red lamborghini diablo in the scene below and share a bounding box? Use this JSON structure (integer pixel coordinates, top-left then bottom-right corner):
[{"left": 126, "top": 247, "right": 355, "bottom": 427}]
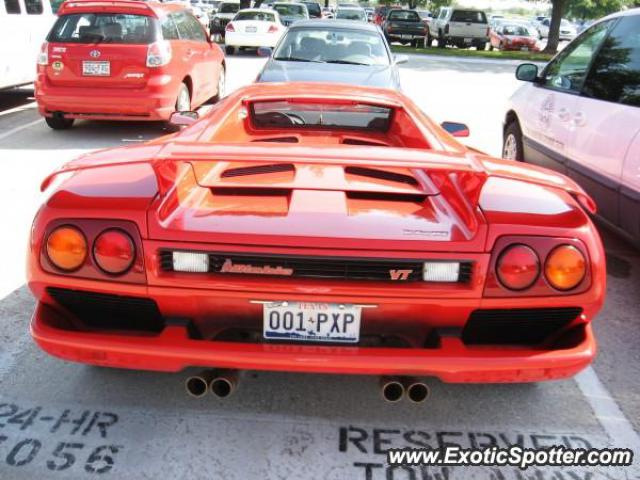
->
[{"left": 28, "top": 82, "right": 606, "bottom": 386}]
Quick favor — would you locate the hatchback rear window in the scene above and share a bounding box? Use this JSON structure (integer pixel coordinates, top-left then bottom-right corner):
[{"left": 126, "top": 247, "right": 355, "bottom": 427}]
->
[
  {"left": 450, "top": 10, "right": 487, "bottom": 24},
  {"left": 48, "top": 13, "right": 158, "bottom": 44},
  {"left": 251, "top": 101, "right": 392, "bottom": 132},
  {"left": 219, "top": 3, "right": 239, "bottom": 13},
  {"left": 234, "top": 11, "right": 276, "bottom": 22}
]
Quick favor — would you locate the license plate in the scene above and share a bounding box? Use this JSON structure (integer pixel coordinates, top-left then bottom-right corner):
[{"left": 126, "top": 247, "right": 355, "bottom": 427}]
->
[
  {"left": 82, "top": 61, "right": 110, "bottom": 76},
  {"left": 521, "top": 47, "right": 529, "bottom": 51},
  {"left": 263, "top": 302, "right": 361, "bottom": 343},
  {"left": 463, "top": 37, "right": 472, "bottom": 43},
  {"left": 245, "top": 26, "right": 257, "bottom": 33}
]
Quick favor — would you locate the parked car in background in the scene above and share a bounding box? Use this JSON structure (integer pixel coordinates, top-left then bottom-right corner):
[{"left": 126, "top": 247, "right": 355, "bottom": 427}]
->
[
  {"left": 383, "top": 9, "right": 428, "bottom": 47},
  {"left": 256, "top": 20, "right": 406, "bottom": 89},
  {"left": 225, "top": 8, "right": 285, "bottom": 54},
  {"left": 364, "top": 7, "right": 374, "bottom": 22},
  {"left": 537, "top": 17, "right": 577, "bottom": 40},
  {"left": 300, "top": 1, "right": 321, "bottom": 19},
  {"left": 335, "top": 6, "right": 367, "bottom": 22},
  {"left": 504, "top": 9, "right": 640, "bottom": 244},
  {"left": 272, "top": 2, "right": 308, "bottom": 26},
  {"left": 489, "top": 23, "right": 539, "bottom": 51},
  {"left": 373, "top": 5, "right": 389, "bottom": 25},
  {"left": 0, "top": 0, "right": 56, "bottom": 91},
  {"left": 29, "top": 81, "right": 606, "bottom": 385},
  {"left": 433, "top": 7, "right": 489, "bottom": 50},
  {"left": 209, "top": 1, "right": 239, "bottom": 40},
  {"left": 35, "top": 0, "right": 225, "bottom": 129}
]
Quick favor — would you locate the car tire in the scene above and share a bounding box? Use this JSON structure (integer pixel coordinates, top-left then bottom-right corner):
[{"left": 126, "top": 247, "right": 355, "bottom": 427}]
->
[
  {"left": 175, "top": 82, "right": 191, "bottom": 112},
  {"left": 45, "top": 116, "right": 74, "bottom": 130},
  {"left": 476, "top": 41, "right": 487, "bottom": 51},
  {"left": 503, "top": 120, "right": 524, "bottom": 161},
  {"left": 225, "top": 45, "right": 236, "bottom": 55}
]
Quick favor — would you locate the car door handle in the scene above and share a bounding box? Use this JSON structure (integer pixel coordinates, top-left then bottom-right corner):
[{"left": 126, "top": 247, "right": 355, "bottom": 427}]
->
[
  {"left": 557, "top": 107, "right": 571, "bottom": 122},
  {"left": 573, "top": 112, "right": 587, "bottom": 127}
]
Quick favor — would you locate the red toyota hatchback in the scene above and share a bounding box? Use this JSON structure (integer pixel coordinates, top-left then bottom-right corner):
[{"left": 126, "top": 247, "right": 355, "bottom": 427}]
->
[{"left": 35, "top": 0, "right": 226, "bottom": 129}]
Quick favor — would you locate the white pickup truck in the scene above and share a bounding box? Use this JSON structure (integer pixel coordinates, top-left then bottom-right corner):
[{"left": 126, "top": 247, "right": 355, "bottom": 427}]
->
[{"left": 432, "top": 7, "right": 490, "bottom": 50}]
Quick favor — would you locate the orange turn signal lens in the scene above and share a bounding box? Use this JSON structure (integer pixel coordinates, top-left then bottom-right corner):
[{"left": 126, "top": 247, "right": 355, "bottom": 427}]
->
[
  {"left": 496, "top": 244, "right": 540, "bottom": 291},
  {"left": 46, "top": 226, "right": 87, "bottom": 272},
  {"left": 544, "top": 245, "right": 586, "bottom": 291}
]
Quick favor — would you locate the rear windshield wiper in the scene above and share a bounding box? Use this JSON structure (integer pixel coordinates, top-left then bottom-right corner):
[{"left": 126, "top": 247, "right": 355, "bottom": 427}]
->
[{"left": 274, "top": 56, "right": 326, "bottom": 63}]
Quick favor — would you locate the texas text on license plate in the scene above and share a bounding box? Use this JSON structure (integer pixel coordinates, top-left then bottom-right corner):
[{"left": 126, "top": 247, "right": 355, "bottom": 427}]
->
[
  {"left": 82, "top": 61, "right": 110, "bottom": 76},
  {"left": 263, "top": 302, "right": 361, "bottom": 343}
]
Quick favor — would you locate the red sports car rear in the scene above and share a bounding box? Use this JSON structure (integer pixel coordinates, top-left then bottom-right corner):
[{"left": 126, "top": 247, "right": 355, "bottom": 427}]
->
[{"left": 27, "top": 83, "right": 606, "bottom": 387}]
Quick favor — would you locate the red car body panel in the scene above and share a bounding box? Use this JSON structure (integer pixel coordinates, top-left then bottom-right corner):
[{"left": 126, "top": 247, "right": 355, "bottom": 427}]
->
[
  {"left": 35, "top": 0, "right": 225, "bottom": 122},
  {"left": 28, "top": 82, "right": 606, "bottom": 382},
  {"left": 489, "top": 29, "right": 539, "bottom": 51}
]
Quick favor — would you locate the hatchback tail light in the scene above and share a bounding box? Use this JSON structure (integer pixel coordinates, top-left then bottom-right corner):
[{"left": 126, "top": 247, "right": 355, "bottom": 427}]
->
[
  {"left": 37, "top": 41, "right": 49, "bottom": 66},
  {"left": 146, "top": 41, "right": 172, "bottom": 68},
  {"left": 268, "top": 24, "right": 278, "bottom": 33},
  {"left": 93, "top": 229, "right": 136, "bottom": 275},
  {"left": 226, "top": 22, "right": 235, "bottom": 32}
]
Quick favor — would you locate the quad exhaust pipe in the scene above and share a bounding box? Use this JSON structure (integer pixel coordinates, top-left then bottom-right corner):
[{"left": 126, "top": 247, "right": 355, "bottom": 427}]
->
[
  {"left": 380, "top": 377, "right": 430, "bottom": 403},
  {"left": 185, "top": 369, "right": 238, "bottom": 398}
]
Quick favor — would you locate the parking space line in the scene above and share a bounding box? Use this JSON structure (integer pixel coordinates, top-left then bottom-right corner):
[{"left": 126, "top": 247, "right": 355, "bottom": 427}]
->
[
  {"left": 0, "top": 118, "right": 43, "bottom": 142},
  {"left": 0, "top": 101, "right": 37, "bottom": 119},
  {"left": 575, "top": 367, "right": 640, "bottom": 453}
]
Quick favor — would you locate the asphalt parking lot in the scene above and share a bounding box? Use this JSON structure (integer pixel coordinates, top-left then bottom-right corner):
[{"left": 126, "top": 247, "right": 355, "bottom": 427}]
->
[{"left": 0, "top": 53, "right": 638, "bottom": 479}]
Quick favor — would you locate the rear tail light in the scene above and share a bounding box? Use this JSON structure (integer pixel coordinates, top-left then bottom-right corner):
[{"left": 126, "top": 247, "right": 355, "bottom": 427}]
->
[
  {"left": 268, "top": 24, "right": 278, "bottom": 33},
  {"left": 496, "top": 244, "right": 540, "bottom": 291},
  {"left": 226, "top": 22, "right": 235, "bottom": 32},
  {"left": 544, "top": 245, "right": 586, "bottom": 291},
  {"left": 93, "top": 229, "right": 135, "bottom": 275},
  {"left": 37, "top": 41, "right": 49, "bottom": 66},
  {"left": 146, "top": 41, "right": 172, "bottom": 68},
  {"left": 46, "top": 226, "right": 87, "bottom": 272}
]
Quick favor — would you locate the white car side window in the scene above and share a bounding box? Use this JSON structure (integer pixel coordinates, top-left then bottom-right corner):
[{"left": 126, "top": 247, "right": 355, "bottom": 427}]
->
[{"left": 542, "top": 20, "right": 612, "bottom": 93}]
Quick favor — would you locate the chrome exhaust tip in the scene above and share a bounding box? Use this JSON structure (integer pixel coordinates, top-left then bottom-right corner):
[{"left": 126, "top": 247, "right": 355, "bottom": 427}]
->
[
  {"left": 381, "top": 377, "right": 405, "bottom": 403},
  {"left": 406, "top": 381, "right": 430, "bottom": 403},
  {"left": 185, "top": 370, "right": 215, "bottom": 398},
  {"left": 209, "top": 370, "right": 238, "bottom": 398}
]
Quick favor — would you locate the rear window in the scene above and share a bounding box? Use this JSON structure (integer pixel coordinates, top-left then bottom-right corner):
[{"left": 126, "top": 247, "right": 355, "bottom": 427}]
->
[
  {"left": 302, "top": 2, "right": 320, "bottom": 16},
  {"left": 502, "top": 25, "right": 533, "bottom": 36},
  {"left": 235, "top": 11, "right": 275, "bottom": 22},
  {"left": 450, "top": 10, "right": 487, "bottom": 24},
  {"left": 251, "top": 101, "right": 392, "bottom": 132},
  {"left": 274, "top": 4, "right": 305, "bottom": 17},
  {"left": 388, "top": 10, "right": 420, "bottom": 22},
  {"left": 336, "top": 9, "right": 364, "bottom": 20},
  {"left": 48, "top": 13, "right": 157, "bottom": 44},
  {"left": 219, "top": 3, "right": 239, "bottom": 13}
]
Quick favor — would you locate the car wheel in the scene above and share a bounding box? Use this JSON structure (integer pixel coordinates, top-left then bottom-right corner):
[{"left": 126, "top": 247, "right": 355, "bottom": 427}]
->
[
  {"left": 225, "top": 45, "right": 236, "bottom": 55},
  {"left": 45, "top": 116, "right": 74, "bottom": 130},
  {"left": 175, "top": 83, "right": 191, "bottom": 112},
  {"left": 503, "top": 121, "right": 524, "bottom": 161},
  {"left": 476, "top": 41, "right": 487, "bottom": 51}
]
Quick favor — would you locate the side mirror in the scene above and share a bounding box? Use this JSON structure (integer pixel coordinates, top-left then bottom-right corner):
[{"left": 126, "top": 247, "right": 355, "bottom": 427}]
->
[
  {"left": 441, "top": 121, "right": 469, "bottom": 137},
  {"left": 515, "top": 63, "right": 539, "bottom": 82},
  {"left": 169, "top": 111, "right": 199, "bottom": 127},
  {"left": 394, "top": 54, "right": 409, "bottom": 65},
  {"left": 257, "top": 46, "right": 273, "bottom": 57}
]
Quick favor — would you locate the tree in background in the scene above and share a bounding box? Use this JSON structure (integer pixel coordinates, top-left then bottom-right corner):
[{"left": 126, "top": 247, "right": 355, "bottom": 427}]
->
[
  {"left": 543, "top": 0, "right": 568, "bottom": 54},
  {"left": 567, "top": 0, "right": 635, "bottom": 19}
]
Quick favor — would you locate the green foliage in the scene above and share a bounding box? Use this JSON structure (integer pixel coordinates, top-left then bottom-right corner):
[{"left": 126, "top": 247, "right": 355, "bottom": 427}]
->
[{"left": 566, "top": 0, "right": 633, "bottom": 20}]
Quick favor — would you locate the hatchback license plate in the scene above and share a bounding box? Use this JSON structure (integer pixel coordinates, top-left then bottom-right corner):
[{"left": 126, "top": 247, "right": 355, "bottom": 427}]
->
[
  {"left": 82, "top": 61, "right": 110, "bottom": 76},
  {"left": 263, "top": 302, "right": 361, "bottom": 343},
  {"left": 245, "top": 26, "right": 257, "bottom": 32}
]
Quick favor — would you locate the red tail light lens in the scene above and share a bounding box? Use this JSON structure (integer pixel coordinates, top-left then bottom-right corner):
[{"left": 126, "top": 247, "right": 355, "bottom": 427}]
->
[
  {"left": 93, "top": 229, "right": 135, "bottom": 275},
  {"left": 37, "top": 41, "right": 49, "bottom": 66},
  {"left": 268, "top": 24, "right": 278, "bottom": 33},
  {"left": 226, "top": 22, "right": 235, "bottom": 32},
  {"left": 46, "top": 226, "right": 87, "bottom": 272},
  {"left": 544, "top": 245, "right": 586, "bottom": 291},
  {"left": 496, "top": 244, "right": 540, "bottom": 291}
]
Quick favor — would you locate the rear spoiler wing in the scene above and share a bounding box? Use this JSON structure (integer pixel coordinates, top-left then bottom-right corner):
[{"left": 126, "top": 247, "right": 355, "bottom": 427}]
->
[{"left": 58, "top": 0, "right": 156, "bottom": 15}]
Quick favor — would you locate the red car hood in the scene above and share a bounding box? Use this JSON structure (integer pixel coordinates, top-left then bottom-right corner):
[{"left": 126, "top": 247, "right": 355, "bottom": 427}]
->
[{"left": 42, "top": 142, "right": 594, "bottom": 253}]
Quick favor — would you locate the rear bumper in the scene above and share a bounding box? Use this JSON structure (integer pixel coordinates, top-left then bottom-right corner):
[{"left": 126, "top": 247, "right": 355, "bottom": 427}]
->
[
  {"left": 34, "top": 74, "right": 177, "bottom": 121},
  {"left": 225, "top": 31, "right": 281, "bottom": 48},
  {"left": 31, "top": 300, "right": 596, "bottom": 382}
]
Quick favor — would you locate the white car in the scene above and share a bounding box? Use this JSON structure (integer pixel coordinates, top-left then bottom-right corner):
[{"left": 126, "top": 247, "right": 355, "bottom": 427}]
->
[
  {"left": 0, "top": 0, "right": 56, "bottom": 90},
  {"left": 432, "top": 7, "right": 490, "bottom": 50},
  {"left": 335, "top": 6, "right": 367, "bottom": 22},
  {"left": 537, "top": 18, "right": 577, "bottom": 40},
  {"left": 225, "top": 8, "right": 285, "bottom": 53},
  {"left": 503, "top": 8, "right": 640, "bottom": 244}
]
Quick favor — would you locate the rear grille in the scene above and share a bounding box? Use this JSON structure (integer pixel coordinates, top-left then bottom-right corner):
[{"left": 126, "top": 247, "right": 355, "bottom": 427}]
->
[
  {"left": 160, "top": 250, "right": 474, "bottom": 283},
  {"left": 47, "top": 287, "right": 164, "bottom": 333},
  {"left": 462, "top": 307, "right": 582, "bottom": 346}
]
